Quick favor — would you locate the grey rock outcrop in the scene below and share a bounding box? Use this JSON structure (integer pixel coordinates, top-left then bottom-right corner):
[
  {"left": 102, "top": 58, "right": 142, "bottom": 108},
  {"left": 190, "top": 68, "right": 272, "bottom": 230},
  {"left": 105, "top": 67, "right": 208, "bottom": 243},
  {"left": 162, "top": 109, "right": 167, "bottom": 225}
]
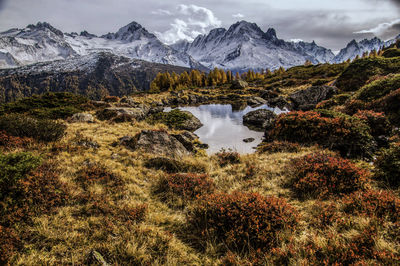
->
[
  {"left": 120, "top": 130, "right": 191, "bottom": 157},
  {"left": 243, "top": 109, "right": 277, "bottom": 129},
  {"left": 69, "top": 113, "right": 94, "bottom": 123},
  {"left": 290, "top": 85, "right": 337, "bottom": 110},
  {"left": 230, "top": 79, "right": 248, "bottom": 90}
]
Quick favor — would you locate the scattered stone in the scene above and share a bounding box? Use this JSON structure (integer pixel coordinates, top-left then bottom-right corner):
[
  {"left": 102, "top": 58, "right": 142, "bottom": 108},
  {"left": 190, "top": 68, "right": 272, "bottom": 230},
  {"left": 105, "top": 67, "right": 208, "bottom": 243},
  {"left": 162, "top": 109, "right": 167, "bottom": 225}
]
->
[
  {"left": 243, "top": 109, "right": 277, "bottom": 129},
  {"left": 268, "top": 96, "right": 292, "bottom": 110},
  {"left": 290, "top": 85, "right": 337, "bottom": 110},
  {"left": 247, "top": 97, "right": 267, "bottom": 107},
  {"left": 96, "top": 107, "right": 146, "bottom": 121},
  {"left": 243, "top": 138, "right": 255, "bottom": 143},
  {"left": 76, "top": 139, "right": 100, "bottom": 149},
  {"left": 230, "top": 79, "right": 249, "bottom": 90},
  {"left": 88, "top": 250, "right": 110, "bottom": 266},
  {"left": 120, "top": 96, "right": 138, "bottom": 107},
  {"left": 69, "top": 113, "right": 94, "bottom": 123}
]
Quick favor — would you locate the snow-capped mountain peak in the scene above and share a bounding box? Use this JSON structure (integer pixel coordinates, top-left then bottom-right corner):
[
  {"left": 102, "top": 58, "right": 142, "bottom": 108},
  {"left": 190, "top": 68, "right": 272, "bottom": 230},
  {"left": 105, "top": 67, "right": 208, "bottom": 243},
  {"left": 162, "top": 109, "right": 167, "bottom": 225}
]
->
[
  {"left": 101, "top": 21, "right": 155, "bottom": 41},
  {"left": 225, "top": 20, "right": 265, "bottom": 40}
]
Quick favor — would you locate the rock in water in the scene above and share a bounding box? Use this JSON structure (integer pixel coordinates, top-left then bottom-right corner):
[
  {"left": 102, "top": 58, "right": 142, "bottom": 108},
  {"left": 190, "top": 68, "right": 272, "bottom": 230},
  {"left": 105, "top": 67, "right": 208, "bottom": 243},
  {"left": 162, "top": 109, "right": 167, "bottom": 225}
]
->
[
  {"left": 290, "top": 85, "right": 337, "bottom": 110},
  {"left": 243, "top": 138, "right": 255, "bottom": 143},
  {"left": 243, "top": 109, "right": 277, "bottom": 129}
]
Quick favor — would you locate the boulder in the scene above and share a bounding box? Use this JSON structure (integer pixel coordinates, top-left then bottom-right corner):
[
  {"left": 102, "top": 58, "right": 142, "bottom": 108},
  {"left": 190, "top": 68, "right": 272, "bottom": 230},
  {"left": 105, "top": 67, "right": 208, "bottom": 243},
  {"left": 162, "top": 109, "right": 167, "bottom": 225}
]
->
[
  {"left": 96, "top": 107, "right": 146, "bottom": 121},
  {"left": 120, "top": 130, "right": 191, "bottom": 157},
  {"left": 247, "top": 96, "right": 267, "bottom": 107},
  {"left": 69, "top": 113, "right": 94, "bottom": 123},
  {"left": 243, "top": 109, "right": 277, "bottom": 129},
  {"left": 243, "top": 138, "right": 255, "bottom": 143},
  {"left": 230, "top": 79, "right": 249, "bottom": 90},
  {"left": 268, "top": 96, "right": 292, "bottom": 110},
  {"left": 290, "top": 85, "right": 337, "bottom": 110},
  {"left": 172, "top": 131, "right": 198, "bottom": 152},
  {"left": 179, "top": 111, "right": 203, "bottom": 131},
  {"left": 120, "top": 96, "right": 139, "bottom": 107}
]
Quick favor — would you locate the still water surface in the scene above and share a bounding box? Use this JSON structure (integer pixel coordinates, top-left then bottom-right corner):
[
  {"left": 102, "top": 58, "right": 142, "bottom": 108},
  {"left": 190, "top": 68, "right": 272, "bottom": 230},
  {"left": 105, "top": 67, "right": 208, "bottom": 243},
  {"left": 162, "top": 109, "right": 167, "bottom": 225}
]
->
[{"left": 166, "top": 104, "right": 286, "bottom": 154}]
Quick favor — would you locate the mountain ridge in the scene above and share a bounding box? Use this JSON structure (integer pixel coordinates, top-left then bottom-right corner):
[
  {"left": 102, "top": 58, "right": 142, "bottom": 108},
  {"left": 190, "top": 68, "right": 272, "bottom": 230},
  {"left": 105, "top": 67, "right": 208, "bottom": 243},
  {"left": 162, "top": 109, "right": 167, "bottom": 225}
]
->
[{"left": 0, "top": 20, "right": 398, "bottom": 71}]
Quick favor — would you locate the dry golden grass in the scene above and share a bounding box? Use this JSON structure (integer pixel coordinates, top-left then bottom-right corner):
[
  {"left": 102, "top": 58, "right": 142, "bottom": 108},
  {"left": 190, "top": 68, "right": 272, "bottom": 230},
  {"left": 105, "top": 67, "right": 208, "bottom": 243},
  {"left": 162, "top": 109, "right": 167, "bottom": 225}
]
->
[{"left": 5, "top": 115, "right": 399, "bottom": 265}]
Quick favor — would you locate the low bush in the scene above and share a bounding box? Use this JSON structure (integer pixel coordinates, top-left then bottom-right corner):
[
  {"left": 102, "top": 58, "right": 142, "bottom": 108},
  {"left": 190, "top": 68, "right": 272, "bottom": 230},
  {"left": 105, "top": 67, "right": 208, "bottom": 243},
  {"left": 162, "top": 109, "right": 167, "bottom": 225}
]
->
[
  {"left": 267, "top": 110, "right": 375, "bottom": 158},
  {"left": 342, "top": 189, "right": 400, "bottom": 223},
  {"left": 316, "top": 93, "right": 351, "bottom": 109},
  {"left": 215, "top": 149, "right": 241, "bottom": 166},
  {"left": 373, "top": 88, "right": 400, "bottom": 125},
  {"left": 257, "top": 141, "right": 300, "bottom": 154},
  {"left": 336, "top": 57, "right": 400, "bottom": 92},
  {"left": 0, "top": 152, "right": 41, "bottom": 199},
  {"left": 0, "top": 131, "right": 33, "bottom": 150},
  {"left": 144, "top": 157, "right": 206, "bottom": 173},
  {"left": 299, "top": 224, "right": 398, "bottom": 265},
  {"left": 290, "top": 153, "right": 369, "bottom": 199},
  {"left": 354, "top": 110, "right": 391, "bottom": 139},
  {"left": 0, "top": 114, "right": 66, "bottom": 142},
  {"left": 0, "top": 92, "right": 89, "bottom": 119},
  {"left": 188, "top": 192, "right": 299, "bottom": 254},
  {"left": 310, "top": 201, "right": 343, "bottom": 228},
  {"left": 76, "top": 163, "right": 124, "bottom": 190},
  {"left": 0, "top": 225, "right": 21, "bottom": 264},
  {"left": 146, "top": 109, "right": 192, "bottom": 130},
  {"left": 154, "top": 173, "right": 215, "bottom": 205},
  {"left": 355, "top": 74, "right": 400, "bottom": 102},
  {"left": 382, "top": 48, "right": 400, "bottom": 58},
  {"left": 374, "top": 143, "right": 400, "bottom": 188}
]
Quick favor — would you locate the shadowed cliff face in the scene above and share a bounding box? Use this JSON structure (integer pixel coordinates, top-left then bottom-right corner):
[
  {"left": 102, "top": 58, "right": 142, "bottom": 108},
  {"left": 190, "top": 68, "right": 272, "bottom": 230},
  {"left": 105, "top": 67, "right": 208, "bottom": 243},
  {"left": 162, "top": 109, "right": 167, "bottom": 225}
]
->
[{"left": 0, "top": 52, "right": 190, "bottom": 103}]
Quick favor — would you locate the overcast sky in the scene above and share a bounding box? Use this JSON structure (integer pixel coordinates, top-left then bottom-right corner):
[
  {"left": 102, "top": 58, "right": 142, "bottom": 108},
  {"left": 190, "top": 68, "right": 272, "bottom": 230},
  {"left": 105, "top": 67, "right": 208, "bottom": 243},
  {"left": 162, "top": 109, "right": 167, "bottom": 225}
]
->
[{"left": 0, "top": 0, "right": 399, "bottom": 51}]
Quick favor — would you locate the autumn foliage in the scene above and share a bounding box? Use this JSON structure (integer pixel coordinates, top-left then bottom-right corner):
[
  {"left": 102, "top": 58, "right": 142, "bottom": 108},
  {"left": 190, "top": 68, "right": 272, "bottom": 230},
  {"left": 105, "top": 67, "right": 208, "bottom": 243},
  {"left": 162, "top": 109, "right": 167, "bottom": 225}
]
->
[
  {"left": 188, "top": 192, "right": 299, "bottom": 254},
  {"left": 290, "top": 153, "right": 369, "bottom": 199},
  {"left": 267, "top": 110, "right": 375, "bottom": 158},
  {"left": 343, "top": 189, "right": 400, "bottom": 223},
  {"left": 155, "top": 173, "right": 215, "bottom": 204}
]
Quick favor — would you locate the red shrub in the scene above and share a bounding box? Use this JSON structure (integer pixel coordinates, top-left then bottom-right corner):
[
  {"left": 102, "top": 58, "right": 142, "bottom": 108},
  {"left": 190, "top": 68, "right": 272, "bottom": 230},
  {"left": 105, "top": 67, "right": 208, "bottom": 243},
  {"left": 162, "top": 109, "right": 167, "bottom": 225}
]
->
[
  {"left": 374, "top": 88, "right": 400, "bottom": 125},
  {"left": 0, "top": 131, "right": 33, "bottom": 150},
  {"left": 188, "top": 192, "right": 300, "bottom": 253},
  {"left": 155, "top": 173, "right": 215, "bottom": 203},
  {"left": 76, "top": 164, "right": 124, "bottom": 189},
  {"left": 311, "top": 201, "right": 344, "bottom": 228},
  {"left": 216, "top": 150, "right": 241, "bottom": 166},
  {"left": 267, "top": 110, "right": 375, "bottom": 158},
  {"left": 342, "top": 190, "right": 400, "bottom": 223},
  {"left": 354, "top": 110, "right": 391, "bottom": 138},
  {"left": 0, "top": 225, "right": 21, "bottom": 264},
  {"left": 343, "top": 99, "right": 369, "bottom": 115},
  {"left": 301, "top": 225, "right": 398, "bottom": 265},
  {"left": 290, "top": 153, "right": 370, "bottom": 199},
  {"left": 257, "top": 141, "right": 300, "bottom": 154}
]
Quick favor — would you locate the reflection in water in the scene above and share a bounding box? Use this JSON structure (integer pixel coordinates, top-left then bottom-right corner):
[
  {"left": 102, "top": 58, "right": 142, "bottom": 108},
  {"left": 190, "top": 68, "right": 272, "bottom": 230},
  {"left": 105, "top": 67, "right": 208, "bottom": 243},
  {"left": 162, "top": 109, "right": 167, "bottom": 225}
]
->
[{"left": 166, "top": 104, "right": 286, "bottom": 154}]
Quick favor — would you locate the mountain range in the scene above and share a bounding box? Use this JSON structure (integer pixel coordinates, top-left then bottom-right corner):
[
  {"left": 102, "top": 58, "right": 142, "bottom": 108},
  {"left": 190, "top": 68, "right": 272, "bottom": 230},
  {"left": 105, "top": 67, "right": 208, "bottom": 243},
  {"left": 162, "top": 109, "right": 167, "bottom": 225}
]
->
[{"left": 0, "top": 20, "right": 398, "bottom": 72}]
